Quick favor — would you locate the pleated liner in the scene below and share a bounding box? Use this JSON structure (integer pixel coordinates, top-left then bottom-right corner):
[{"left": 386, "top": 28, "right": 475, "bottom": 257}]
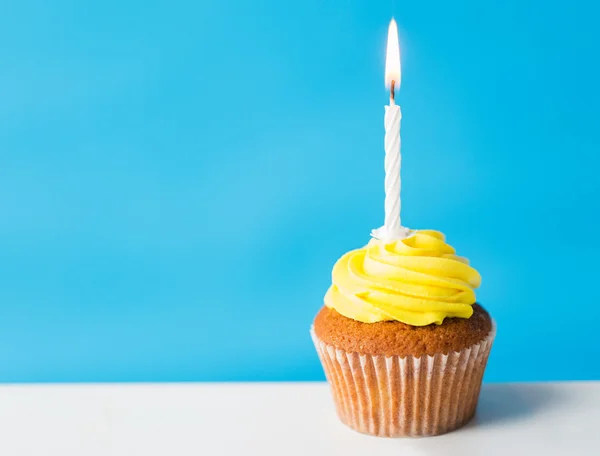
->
[{"left": 311, "top": 323, "right": 496, "bottom": 437}]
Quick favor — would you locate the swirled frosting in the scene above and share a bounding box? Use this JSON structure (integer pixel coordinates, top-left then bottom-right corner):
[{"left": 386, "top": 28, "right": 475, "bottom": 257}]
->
[{"left": 324, "top": 230, "right": 481, "bottom": 326}]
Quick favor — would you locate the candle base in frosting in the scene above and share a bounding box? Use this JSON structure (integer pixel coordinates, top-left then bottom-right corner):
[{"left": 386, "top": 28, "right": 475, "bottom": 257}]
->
[{"left": 371, "top": 225, "right": 412, "bottom": 242}]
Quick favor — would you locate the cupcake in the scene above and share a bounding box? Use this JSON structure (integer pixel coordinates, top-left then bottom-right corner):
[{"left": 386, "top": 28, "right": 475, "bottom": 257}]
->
[{"left": 311, "top": 230, "right": 495, "bottom": 437}]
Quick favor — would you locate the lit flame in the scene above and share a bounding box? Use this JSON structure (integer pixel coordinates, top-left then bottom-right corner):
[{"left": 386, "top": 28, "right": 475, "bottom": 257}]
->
[{"left": 385, "top": 18, "right": 401, "bottom": 90}]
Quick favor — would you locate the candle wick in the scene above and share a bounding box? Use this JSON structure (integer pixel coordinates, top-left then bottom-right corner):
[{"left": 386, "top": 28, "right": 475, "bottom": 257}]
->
[{"left": 390, "top": 80, "right": 396, "bottom": 103}]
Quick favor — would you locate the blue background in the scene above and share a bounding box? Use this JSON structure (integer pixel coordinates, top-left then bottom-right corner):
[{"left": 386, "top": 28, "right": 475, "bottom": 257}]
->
[{"left": 1, "top": 1, "right": 599, "bottom": 382}]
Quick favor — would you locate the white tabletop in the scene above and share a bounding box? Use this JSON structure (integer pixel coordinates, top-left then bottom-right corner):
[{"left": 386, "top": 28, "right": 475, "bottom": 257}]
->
[{"left": 0, "top": 382, "right": 597, "bottom": 455}]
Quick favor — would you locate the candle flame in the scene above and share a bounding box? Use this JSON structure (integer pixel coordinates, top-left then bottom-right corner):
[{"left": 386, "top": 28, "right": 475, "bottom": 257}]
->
[{"left": 385, "top": 18, "right": 401, "bottom": 90}]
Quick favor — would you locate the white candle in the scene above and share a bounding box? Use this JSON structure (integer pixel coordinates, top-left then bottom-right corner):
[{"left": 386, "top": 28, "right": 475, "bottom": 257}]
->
[
  {"left": 384, "top": 94, "right": 402, "bottom": 236},
  {"left": 373, "top": 18, "right": 408, "bottom": 241}
]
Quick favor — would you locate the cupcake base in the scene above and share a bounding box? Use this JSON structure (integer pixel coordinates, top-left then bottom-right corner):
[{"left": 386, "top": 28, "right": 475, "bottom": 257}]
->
[{"left": 311, "top": 323, "right": 496, "bottom": 437}]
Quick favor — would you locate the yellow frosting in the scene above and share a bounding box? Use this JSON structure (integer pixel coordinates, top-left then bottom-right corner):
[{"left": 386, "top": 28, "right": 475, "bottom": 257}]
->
[{"left": 325, "top": 230, "right": 481, "bottom": 326}]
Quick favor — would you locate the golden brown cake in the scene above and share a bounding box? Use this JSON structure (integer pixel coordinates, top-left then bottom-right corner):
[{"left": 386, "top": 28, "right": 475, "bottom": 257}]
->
[{"left": 314, "top": 304, "right": 492, "bottom": 357}]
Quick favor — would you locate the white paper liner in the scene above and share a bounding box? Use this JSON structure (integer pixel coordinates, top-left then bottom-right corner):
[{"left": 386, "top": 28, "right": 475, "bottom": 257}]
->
[{"left": 311, "top": 322, "right": 496, "bottom": 437}]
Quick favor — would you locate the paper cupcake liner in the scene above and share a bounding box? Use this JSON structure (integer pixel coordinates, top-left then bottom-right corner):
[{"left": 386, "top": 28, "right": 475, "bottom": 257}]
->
[{"left": 311, "top": 322, "right": 496, "bottom": 437}]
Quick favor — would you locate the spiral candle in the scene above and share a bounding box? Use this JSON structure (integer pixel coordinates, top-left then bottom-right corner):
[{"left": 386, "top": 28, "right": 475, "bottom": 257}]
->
[
  {"left": 384, "top": 99, "right": 402, "bottom": 236},
  {"left": 372, "top": 19, "right": 406, "bottom": 241}
]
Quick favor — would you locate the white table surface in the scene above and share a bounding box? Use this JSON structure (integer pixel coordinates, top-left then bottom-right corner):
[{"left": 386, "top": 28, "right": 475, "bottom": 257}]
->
[{"left": 0, "top": 382, "right": 597, "bottom": 455}]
